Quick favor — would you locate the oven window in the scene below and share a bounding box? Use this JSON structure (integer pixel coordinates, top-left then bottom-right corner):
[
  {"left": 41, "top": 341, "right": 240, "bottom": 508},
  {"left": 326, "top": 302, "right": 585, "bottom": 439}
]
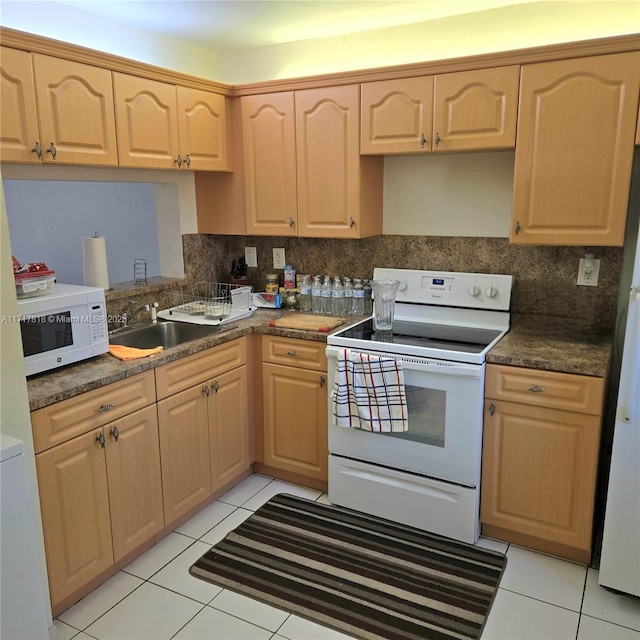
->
[
  {"left": 21, "top": 312, "right": 74, "bottom": 357},
  {"left": 385, "top": 384, "right": 446, "bottom": 447}
]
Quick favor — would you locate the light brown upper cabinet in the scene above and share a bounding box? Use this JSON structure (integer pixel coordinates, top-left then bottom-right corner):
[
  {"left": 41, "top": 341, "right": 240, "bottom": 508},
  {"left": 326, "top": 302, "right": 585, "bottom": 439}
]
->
[
  {"left": 0, "top": 47, "right": 41, "bottom": 163},
  {"left": 360, "top": 66, "right": 519, "bottom": 154},
  {"left": 241, "top": 85, "right": 382, "bottom": 238},
  {"left": 360, "top": 76, "right": 434, "bottom": 154},
  {"left": 296, "top": 85, "right": 382, "bottom": 238},
  {"left": 242, "top": 92, "right": 297, "bottom": 235},
  {"left": 511, "top": 52, "right": 640, "bottom": 246},
  {"left": 114, "top": 73, "right": 227, "bottom": 170},
  {"left": 177, "top": 87, "right": 227, "bottom": 171},
  {"left": 32, "top": 54, "right": 118, "bottom": 165}
]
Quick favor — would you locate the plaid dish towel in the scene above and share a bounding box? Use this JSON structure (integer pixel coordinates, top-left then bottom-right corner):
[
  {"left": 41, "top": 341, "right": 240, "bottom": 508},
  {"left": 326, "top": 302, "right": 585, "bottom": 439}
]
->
[{"left": 331, "top": 349, "right": 408, "bottom": 432}]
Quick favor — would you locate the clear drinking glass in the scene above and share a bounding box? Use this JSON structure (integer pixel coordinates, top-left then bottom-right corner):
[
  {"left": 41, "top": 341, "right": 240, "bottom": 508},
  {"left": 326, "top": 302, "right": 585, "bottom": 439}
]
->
[{"left": 371, "top": 279, "right": 400, "bottom": 331}]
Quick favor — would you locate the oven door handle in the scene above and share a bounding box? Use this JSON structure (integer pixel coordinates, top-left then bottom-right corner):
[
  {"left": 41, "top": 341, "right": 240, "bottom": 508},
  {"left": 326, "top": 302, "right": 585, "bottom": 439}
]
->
[{"left": 325, "top": 347, "right": 483, "bottom": 379}]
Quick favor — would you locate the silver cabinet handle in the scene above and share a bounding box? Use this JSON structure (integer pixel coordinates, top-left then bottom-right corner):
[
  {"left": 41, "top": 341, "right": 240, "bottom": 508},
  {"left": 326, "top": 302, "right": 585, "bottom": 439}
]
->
[
  {"left": 174, "top": 155, "right": 182, "bottom": 168},
  {"left": 212, "top": 380, "right": 219, "bottom": 393},
  {"left": 319, "top": 375, "right": 326, "bottom": 388},
  {"left": 96, "top": 432, "right": 106, "bottom": 448},
  {"left": 286, "top": 350, "right": 298, "bottom": 357},
  {"left": 184, "top": 154, "right": 191, "bottom": 167},
  {"left": 99, "top": 403, "right": 114, "bottom": 413},
  {"left": 434, "top": 132, "right": 441, "bottom": 147},
  {"left": 288, "top": 216, "right": 294, "bottom": 228},
  {"left": 202, "top": 383, "right": 210, "bottom": 397},
  {"left": 32, "top": 141, "right": 42, "bottom": 159},
  {"left": 528, "top": 386, "right": 545, "bottom": 393},
  {"left": 419, "top": 133, "right": 426, "bottom": 148},
  {"left": 110, "top": 426, "right": 119, "bottom": 441},
  {"left": 46, "top": 142, "right": 57, "bottom": 159},
  {"left": 514, "top": 220, "right": 521, "bottom": 235},
  {"left": 489, "top": 402, "right": 496, "bottom": 416},
  {"left": 348, "top": 216, "right": 355, "bottom": 229}
]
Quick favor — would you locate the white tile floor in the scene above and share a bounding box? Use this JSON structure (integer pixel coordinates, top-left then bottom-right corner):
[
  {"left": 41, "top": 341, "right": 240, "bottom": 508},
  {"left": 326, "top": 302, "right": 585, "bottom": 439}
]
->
[{"left": 53, "top": 474, "right": 640, "bottom": 640}]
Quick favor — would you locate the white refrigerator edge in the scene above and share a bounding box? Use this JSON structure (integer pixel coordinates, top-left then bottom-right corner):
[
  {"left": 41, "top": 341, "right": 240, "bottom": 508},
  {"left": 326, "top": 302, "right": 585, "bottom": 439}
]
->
[{"left": 598, "top": 216, "right": 640, "bottom": 597}]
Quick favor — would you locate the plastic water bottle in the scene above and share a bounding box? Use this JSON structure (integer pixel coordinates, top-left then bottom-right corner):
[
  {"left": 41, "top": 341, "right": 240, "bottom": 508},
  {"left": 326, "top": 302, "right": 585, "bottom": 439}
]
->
[
  {"left": 343, "top": 277, "right": 352, "bottom": 314},
  {"left": 363, "top": 279, "right": 373, "bottom": 315},
  {"left": 311, "top": 275, "right": 323, "bottom": 314},
  {"left": 321, "top": 276, "right": 333, "bottom": 315},
  {"left": 331, "top": 276, "right": 344, "bottom": 316},
  {"left": 351, "top": 278, "right": 365, "bottom": 314},
  {"left": 299, "top": 275, "right": 312, "bottom": 312}
]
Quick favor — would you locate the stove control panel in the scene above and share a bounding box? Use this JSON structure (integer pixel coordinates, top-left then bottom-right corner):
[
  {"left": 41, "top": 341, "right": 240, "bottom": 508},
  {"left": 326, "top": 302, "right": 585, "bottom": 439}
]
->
[{"left": 373, "top": 268, "right": 513, "bottom": 310}]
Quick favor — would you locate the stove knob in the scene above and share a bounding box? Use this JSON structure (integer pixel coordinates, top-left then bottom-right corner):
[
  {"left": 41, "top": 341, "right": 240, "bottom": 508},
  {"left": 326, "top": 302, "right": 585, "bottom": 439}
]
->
[
  {"left": 468, "top": 285, "right": 481, "bottom": 297},
  {"left": 485, "top": 286, "right": 498, "bottom": 298},
  {"left": 398, "top": 281, "right": 408, "bottom": 292}
]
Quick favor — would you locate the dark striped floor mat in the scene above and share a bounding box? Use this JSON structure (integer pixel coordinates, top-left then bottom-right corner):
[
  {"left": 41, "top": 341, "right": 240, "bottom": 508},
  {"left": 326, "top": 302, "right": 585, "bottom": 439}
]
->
[{"left": 190, "top": 493, "right": 506, "bottom": 640}]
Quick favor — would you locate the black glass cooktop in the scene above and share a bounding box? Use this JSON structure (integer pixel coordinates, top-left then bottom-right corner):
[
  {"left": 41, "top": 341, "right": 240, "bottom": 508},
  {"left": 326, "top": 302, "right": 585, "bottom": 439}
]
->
[{"left": 334, "top": 318, "right": 502, "bottom": 353}]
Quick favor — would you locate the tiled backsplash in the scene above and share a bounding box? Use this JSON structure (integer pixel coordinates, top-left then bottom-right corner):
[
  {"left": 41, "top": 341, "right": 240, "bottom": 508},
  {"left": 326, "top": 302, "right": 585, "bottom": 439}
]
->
[{"left": 183, "top": 234, "right": 624, "bottom": 334}]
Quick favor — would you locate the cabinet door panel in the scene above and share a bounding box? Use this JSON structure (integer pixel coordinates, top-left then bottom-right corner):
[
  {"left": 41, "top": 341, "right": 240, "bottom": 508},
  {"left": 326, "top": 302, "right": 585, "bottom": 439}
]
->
[
  {"left": 360, "top": 76, "right": 433, "bottom": 154},
  {"left": 296, "top": 85, "right": 363, "bottom": 237},
  {"left": 262, "top": 362, "right": 328, "bottom": 481},
  {"left": 113, "top": 73, "right": 179, "bottom": 168},
  {"left": 177, "top": 87, "right": 227, "bottom": 171},
  {"left": 209, "top": 366, "right": 250, "bottom": 491},
  {"left": 433, "top": 66, "right": 519, "bottom": 151},
  {"left": 105, "top": 406, "right": 164, "bottom": 561},
  {"left": 33, "top": 54, "right": 118, "bottom": 166},
  {"left": 157, "top": 385, "right": 211, "bottom": 524},
  {"left": 0, "top": 47, "right": 41, "bottom": 163},
  {"left": 242, "top": 92, "right": 297, "bottom": 235},
  {"left": 512, "top": 52, "right": 640, "bottom": 245},
  {"left": 36, "top": 430, "right": 113, "bottom": 607},
  {"left": 481, "top": 400, "right": 601, "bottom": 552}
]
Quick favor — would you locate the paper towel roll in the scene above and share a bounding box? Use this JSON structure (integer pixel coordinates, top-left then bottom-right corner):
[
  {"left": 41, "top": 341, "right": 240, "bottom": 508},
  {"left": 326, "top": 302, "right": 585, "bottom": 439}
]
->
[{"left": 83, "top": 236, "right": 109, "bottom": 289}]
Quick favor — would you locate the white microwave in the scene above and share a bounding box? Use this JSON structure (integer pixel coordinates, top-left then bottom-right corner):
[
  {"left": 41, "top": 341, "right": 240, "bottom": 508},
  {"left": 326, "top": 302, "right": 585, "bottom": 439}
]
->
[{"left": 17, "top": 284, "right": 109, "bottom": 376}]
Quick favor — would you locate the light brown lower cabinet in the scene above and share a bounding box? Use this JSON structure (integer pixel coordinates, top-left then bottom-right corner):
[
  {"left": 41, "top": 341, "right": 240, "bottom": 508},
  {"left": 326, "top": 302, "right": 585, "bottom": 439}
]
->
[
  {"left": 36, "top": 404, "right": 163, "bottom": 608},
  {"left": 481, "top": 364, "right": 605, "bottom": 563},
  {"left": 155, "top": 337, "right": 251, "bottom": 527},
  {"left": 32, "top": 340, "right": 252, "bottom": 615},
  {"left": 156, "top": 364, "right": 250, "bottom": 525},
  {"left": 259, "top": 335, "right": 328, "bottom": 487}
]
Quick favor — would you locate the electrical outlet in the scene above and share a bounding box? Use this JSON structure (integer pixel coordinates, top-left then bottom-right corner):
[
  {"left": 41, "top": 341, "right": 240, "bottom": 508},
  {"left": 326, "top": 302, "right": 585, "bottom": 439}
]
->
[
  {"left": 244, "top": 246, "right": 257, "bottom": 268},
  {"left": 273, "top": 248, "right": 286, "bottom": 269},
  {"left": 577, "top": 257, "right": 600, "bottom": 286}
]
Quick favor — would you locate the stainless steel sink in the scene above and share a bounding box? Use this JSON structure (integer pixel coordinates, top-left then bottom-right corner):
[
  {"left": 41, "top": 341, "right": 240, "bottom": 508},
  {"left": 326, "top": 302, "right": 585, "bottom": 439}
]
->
[{"left": 109, "top": 321, "right": 221, "bottom": 350}]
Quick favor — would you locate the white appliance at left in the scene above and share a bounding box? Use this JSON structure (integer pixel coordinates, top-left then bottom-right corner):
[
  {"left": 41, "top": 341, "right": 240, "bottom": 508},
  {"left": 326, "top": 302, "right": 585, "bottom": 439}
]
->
[
  {"left": 17, "top": 283, "right": 109, "bottom": 376},
  {"left": 0, "top": 435, "right": 49, "bottom": 640}
]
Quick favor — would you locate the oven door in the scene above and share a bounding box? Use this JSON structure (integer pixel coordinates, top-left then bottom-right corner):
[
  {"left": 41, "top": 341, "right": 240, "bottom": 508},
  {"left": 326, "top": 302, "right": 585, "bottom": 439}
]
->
[{"left": 326, "top": 346, "right": 484, "bottom": 487}]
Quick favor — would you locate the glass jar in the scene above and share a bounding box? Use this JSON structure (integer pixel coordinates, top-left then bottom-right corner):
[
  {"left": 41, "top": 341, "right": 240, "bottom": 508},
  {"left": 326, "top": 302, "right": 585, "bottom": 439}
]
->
[{"left": 265, "top": 273, "right": 279, "bottom": 292}]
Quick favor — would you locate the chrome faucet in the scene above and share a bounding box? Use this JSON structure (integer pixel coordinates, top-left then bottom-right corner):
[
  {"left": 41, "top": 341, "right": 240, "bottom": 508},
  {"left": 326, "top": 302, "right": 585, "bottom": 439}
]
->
[{"left": 121, "top": 301, "right": 150, "bottom": 327}]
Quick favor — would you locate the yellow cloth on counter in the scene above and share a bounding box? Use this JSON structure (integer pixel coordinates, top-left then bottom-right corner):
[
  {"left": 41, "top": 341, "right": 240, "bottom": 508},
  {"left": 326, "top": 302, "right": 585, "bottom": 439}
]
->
[{"left": 108, "top": 345, "right": 164, "bottom": 361}]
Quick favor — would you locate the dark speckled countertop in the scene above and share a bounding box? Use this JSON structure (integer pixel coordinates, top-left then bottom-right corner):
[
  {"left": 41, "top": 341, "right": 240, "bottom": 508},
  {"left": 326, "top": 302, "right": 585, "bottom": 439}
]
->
[
  {"left": 27, "top": 310, "right": 613, "bottom": 411},
  {"left": 486, "top": 314, "right": 613, "bottom": 378}
]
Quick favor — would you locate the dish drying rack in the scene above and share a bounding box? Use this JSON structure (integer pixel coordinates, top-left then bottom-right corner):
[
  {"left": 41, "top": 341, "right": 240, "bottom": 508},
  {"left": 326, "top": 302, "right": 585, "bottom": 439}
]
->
[{"left": 157, "top": 282, "right": 256, "bottom": 326}]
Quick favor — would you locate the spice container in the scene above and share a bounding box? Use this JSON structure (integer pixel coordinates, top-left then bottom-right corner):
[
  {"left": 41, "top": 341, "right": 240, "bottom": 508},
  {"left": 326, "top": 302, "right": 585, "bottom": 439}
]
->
[{"left": 265, "top": 273, "right": 279, "bottom": 292}]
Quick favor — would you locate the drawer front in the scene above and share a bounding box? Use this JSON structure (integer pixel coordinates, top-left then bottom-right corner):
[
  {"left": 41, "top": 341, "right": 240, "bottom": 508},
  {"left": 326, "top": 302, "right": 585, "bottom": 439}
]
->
[
  {"left": 485, "top": 364, "right": 604, "bottom": 415},
  {"left": 156, "top": 337, "right": 246, "bottom": 400},
  {"left": 262, "top": 335, "right": 327, "bottom": 371},
  {"left": 31, "top": 370, "right": 156, "bottom": 454}
]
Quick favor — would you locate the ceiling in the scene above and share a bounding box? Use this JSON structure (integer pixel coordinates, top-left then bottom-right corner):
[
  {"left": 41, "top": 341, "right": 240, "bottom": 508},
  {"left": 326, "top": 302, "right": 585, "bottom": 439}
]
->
[{"left": 47, "top": 0, "right": 622, "bottom": 53}]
